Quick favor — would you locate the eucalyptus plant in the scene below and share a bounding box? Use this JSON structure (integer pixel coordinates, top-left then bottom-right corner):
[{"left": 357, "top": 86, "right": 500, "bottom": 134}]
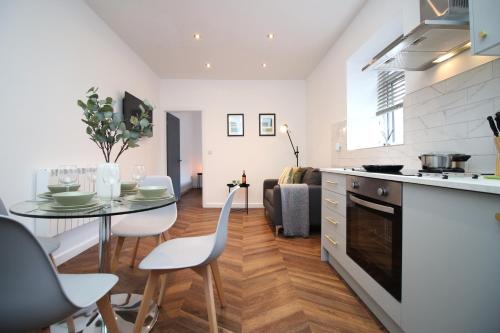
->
[{"left": 77, "top": 87, "right": 153, "bottom": 163}]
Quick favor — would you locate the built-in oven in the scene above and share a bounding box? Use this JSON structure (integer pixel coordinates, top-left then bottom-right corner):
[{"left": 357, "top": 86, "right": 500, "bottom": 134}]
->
[{"left": 346, "top": 175, "right": 402, "bottom": 302}]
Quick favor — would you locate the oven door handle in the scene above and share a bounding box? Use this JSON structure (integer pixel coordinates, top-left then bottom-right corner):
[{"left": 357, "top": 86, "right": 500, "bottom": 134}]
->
[{"left": 349, "top": 194, "right": 394, "bottom": 215}]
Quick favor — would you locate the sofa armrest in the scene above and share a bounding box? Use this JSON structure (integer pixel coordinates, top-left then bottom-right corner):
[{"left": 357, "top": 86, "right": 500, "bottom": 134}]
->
[
  {"left": 263, "top": 179, "right": 279, "bottom": 190},
  {"left": 308, "top": 185, "right": 322, "bottom": 226}
]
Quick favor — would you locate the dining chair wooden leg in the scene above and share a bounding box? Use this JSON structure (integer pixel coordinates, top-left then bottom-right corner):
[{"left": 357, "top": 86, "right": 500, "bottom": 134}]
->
[
  {"left": 162, "top": 231, "right": 169, "bottom": 241},
  {"left": 157, "top": 273, "right": 168, "bottom": 307},
  {"left": 66, "top": 316, "right": 76, "bottom": 333},
  {"left": 201, "top": 265, "right": 218, "bottom": 333},
  {"left": 96, "top": 294, "right": 119, "bottom": 333},
  {"left": 49, "top": 254, "right": 57, "bottom": 268},
  {"left": 130, "top": 237, "right": 140, "bottom": 268},
  {"left": 134, "top": 271, "right": 160, "bottom": 333},
  {"left": 210, "top": 260, "right": 225, "bottom": 307},
  {"left": 156, "top": 234, "right": 162, "bottom": 245},
  {"left": 112, "top": 236, "right": 125, "bottom": 272},
  {"left": 39, "top": 327, "right": 51, "bottom": 333}
]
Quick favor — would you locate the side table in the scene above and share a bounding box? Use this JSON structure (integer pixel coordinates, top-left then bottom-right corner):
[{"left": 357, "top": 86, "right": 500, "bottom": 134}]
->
[{"left": 226, "top": 183, "right": 249, "bottom": 214}]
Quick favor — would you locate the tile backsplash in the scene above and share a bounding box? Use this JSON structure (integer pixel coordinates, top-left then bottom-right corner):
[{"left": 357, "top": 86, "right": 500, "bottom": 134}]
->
[{"left": 332, "top": 58, "right": 500, "bottom": 173}]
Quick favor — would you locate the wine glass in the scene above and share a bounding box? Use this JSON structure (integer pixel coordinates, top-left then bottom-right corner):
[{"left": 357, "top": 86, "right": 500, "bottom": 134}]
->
[
  {"left": 132, "top": 165, "right": 146, "bottom": 186},
  {"left": 58, "top": 165, "right": 79, "bottom": 192},
  {"left": 101, "top": 165, "right": 120, "bottom": 206}
]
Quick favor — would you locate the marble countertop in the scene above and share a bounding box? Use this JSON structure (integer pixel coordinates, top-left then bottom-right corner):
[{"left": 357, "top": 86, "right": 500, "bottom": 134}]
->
[{"left": 321, "top": 168, "right": 500, "bottom": 195}]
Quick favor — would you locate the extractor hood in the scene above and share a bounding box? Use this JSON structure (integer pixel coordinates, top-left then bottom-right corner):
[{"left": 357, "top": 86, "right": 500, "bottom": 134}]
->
[{"left": 363, "top": 0, "right": 470, "bottom": 72}]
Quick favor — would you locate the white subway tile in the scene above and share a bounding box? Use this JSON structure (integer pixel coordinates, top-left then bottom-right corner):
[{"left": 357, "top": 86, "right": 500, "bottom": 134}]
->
[
  {"left": 493, "top": 59, "right": 500, "bottom": 78},
  {"left": 467, "top": 119, "right": 493, "bottom": 138},
  {"left": 468, "top": 77, "right": 500, "bottom": 103},
  {"left": 432, "top": 62, "right": 493, "bottom": 94},
  {"left": 444, "top": 99, "right": 494, "bottom": 124},
  {"left": 404, "top": 86, "right": 442, "bottom": 107}
]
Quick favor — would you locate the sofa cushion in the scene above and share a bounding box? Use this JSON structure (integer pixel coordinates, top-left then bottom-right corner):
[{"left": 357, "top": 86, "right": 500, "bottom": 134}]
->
[
  {"left": 292, "top": 167, "right": 307, "bottom": 183},
  {"left": 302, "top": 168, "right": 321, "bottom": 185},
  {"left": 278, "top": 167, "right": 292, "bottom": 184},
  {"left": 264, "top": 189, "right": 274, "bottom": 203}
]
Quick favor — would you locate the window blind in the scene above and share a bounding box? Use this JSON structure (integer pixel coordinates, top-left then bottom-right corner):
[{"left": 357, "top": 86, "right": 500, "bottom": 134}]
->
[{"left": 376, "top": 71, "right": 405, "bottom": 116}]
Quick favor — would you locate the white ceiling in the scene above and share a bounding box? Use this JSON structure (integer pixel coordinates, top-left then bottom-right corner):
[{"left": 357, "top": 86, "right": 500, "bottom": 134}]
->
[{"left": 85, "top": 0, "right": 365, "bottom": 79}]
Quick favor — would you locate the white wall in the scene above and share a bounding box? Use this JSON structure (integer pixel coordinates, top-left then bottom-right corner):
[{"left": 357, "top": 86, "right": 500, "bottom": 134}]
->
[
  {"left": 306, "top": 0, "right": 497, "bottom": 169},
  {"left": 170, "top": 111, "right": 202, "bottom": 193},
  {"left": 0, "top": 0, "right": 162, "bottom": 230},
  {"left": 159, "top": 80, "right": 307, "bottom": 208}
]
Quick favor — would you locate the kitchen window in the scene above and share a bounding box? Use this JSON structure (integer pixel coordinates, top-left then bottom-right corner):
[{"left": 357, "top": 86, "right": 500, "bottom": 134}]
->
[
  {"left": 376, "top": 71, "right": 405, "bottom": 146},
  {"left": 346, "top": 19, "right": 405, "bottom": 150}
]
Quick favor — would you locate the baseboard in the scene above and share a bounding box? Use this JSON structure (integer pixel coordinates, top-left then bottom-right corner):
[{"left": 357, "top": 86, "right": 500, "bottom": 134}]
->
[{"left": 203, "top": 202, "right": 264, "bottom": 209}]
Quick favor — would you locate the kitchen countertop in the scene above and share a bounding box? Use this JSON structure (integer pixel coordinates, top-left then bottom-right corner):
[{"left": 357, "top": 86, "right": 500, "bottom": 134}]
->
[{"left": 321, "top": 168, "right": 500, "bottom": 195}]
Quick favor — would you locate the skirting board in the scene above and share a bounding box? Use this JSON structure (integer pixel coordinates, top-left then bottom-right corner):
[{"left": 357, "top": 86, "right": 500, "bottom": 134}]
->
[
  {"left": 203, "top": 202, "right": 264, "bottom": 209},
  {"left": 327, "top": 255, "right": 404, "bottom": 333}
]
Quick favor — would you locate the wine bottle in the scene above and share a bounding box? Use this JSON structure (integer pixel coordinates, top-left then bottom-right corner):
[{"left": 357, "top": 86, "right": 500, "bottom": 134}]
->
[{"left": 242, "top": 170, "right": 246, "bottom": 184}]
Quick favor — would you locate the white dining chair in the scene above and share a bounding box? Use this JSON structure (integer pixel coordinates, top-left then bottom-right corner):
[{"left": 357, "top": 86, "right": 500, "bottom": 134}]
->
[
  {"left": 112, "top": 175, "right": 178, "bottom": 270},
  {"left": 0, "top": 197, "right": 61, "bottom": 267},
  {"left": 0, "top": 215, "right": 119, "bottom": 333},
  {"left": 132, "top": 186, "right": 239, "bottom": 333}
]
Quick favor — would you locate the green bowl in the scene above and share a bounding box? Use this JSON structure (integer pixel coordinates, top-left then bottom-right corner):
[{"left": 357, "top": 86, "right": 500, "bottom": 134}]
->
[
  {"left": 48, "top": 184, "right": 80, "bottom": 193},
  {"left": 52, "top": 191, "right": 95, "bottom": 206},
  {"left": 138, "top": 186, "right": 167, "bottom": 198},
  {"left": 121, "top": 181, "right": 138, "bottom": 191}
]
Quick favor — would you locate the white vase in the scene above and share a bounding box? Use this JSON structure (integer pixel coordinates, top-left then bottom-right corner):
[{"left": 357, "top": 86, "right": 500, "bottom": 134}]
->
[{"left": 96, "top": 163, "right": 121, "bottom": 199}]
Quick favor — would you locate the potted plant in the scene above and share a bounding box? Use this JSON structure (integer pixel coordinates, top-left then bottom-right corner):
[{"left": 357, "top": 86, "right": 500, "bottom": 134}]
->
[{"left": 77, "top": 87, "right": 153, "bottom": 198}]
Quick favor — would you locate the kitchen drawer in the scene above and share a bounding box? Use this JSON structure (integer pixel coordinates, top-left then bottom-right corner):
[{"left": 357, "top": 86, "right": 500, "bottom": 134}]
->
[
  {"left": 322, "top": 172, "right": 346, "bottom": 195},
  {"left": 322, "top": 190, "right": 346, "bottom": 217},
  {"left": 322, "top": 205, "right": 346, "bottom": 239},
  {"left": 322, "top": 232, "right": 345, "bottom": 263}
]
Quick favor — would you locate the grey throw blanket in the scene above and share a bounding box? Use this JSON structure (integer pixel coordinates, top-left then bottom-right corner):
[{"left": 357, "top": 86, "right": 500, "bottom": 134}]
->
[{"left": 280, "top": 184, "right": 309, "bottom": 237}]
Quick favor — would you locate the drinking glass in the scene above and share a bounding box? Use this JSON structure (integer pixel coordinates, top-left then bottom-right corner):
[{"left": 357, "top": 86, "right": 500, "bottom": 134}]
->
[
  {"left": 132, "top": 165, "right": 146, "bottom": 185},
  {"left": 58, "top": 165, "right": 79, "bottom": 192},
  {"left": 101, "top": 165, "right": 120, "bottom": 207}
]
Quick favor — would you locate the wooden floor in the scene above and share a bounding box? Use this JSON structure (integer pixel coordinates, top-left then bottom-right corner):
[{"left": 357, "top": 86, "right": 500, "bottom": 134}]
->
[{"left": 59, "top": 189, "right": 385, "bottom": 333}]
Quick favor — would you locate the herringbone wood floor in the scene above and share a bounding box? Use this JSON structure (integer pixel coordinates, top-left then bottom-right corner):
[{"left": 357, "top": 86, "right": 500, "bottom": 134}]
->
[{"left": 59, "top": 189, "right": 385, "bottom": 333}]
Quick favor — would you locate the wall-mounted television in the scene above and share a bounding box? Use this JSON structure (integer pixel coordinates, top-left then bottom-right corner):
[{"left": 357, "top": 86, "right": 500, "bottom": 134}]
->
[{"left": 123, "top": 91, "right": 153, "bottom": 134}]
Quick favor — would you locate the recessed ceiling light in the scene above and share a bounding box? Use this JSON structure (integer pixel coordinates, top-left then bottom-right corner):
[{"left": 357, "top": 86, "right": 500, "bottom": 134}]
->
[
  {"left": 267, "top": 33, "right": 275, "bottom": 40},
  {"left": 262, "top": 63, "right": 267, "bottom": 68},
  {"left": 193, "top": 33, "right": 201, "bottom": 40},
  {"left": 205, "top": 62, "right": 211, "bottom": 69}
]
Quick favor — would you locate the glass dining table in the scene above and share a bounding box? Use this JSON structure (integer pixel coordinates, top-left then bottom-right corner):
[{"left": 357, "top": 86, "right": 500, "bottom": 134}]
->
[{"left": 10, "top": 196, "right": 176, "bottom": 333}]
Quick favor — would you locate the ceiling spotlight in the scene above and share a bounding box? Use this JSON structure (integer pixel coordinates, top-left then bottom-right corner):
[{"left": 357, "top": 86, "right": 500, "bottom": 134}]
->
[
  {"left": 267, "top": 33, "right": 275, "bottom": 40},
  {"left": 205, "top": 62, "right": 211, "bottom": 69},
  {"left": 262, "top": 63, "right": 267, "bottom": 68},
  {"left": 193, "top": 33, "right": 201, "bottom": 40}
]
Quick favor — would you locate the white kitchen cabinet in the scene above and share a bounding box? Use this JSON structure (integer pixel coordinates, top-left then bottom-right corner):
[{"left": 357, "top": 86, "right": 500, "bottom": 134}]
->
[
  {"left": 401, "top": 184, "right": 500, "bottom": 333},
  {"left": 470, "top": 0, "right": 500, "bottom": 55}
]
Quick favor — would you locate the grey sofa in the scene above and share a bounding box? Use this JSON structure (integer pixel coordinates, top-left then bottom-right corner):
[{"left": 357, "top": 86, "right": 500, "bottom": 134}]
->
[{"left": 263, "top": 167, "right": 322, "bottom": 236}]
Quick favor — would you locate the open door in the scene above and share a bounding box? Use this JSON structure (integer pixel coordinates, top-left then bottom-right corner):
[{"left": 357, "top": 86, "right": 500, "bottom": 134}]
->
[{"left": 167, "top": 112, "right": 181, "bottom": 199}]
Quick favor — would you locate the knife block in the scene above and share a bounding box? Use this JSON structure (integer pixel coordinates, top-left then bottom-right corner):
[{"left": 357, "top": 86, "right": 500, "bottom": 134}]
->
[{"left": 496, "top": 137, "right": 500, "bottom": 176}]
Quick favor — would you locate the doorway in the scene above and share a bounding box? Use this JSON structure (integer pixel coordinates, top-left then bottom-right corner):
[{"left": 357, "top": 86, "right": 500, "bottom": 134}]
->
[{"left": 166, "top": 111, "right": 202, "bottom": 200}]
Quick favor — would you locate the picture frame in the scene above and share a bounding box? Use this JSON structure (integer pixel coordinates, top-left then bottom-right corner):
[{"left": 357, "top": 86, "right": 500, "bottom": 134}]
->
[
  {"left": 227, "top": 114, "right": 244, "bottom": 136},
  {"left": 259, "top": 113, "right": 276, "bottom": 136}
]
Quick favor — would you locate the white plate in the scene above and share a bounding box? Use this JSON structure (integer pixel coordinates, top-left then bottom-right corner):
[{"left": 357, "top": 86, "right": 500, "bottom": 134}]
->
[
  {"left": 48, "top": 199, "right": 102, "bottom": 209},
  {"left": 125, "top": 194, "right": 173, "bottom": 203},
  {"left": 39, "top": 201, "right": 105, "bottom": 212},
  {"left": 37, "top": 192, "right": 53, "bottom": 199}
]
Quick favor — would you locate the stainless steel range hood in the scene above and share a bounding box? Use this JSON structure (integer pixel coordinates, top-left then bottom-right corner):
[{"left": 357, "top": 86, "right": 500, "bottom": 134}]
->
[{"left": 363, "top": 0, "right": 470, "bottom": 72}]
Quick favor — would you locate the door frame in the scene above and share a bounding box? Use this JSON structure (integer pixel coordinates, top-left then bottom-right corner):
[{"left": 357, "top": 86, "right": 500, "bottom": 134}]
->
[{"left": 163, "top": 110, "right": 204, "bottom": 200}]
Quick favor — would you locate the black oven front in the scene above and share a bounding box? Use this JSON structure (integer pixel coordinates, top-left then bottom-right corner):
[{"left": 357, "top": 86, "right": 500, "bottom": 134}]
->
[{"left": 346, "top": 175, "right": 402, "bottom": 302}]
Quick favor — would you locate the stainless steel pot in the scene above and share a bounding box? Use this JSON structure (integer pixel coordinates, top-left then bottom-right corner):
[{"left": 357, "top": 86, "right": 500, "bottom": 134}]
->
[
  {"left": 418, "top": 153, "right": 471, "bottom": 169},
  {"left": 419, "top": 153, "right": 453, "bottom": 169}
]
